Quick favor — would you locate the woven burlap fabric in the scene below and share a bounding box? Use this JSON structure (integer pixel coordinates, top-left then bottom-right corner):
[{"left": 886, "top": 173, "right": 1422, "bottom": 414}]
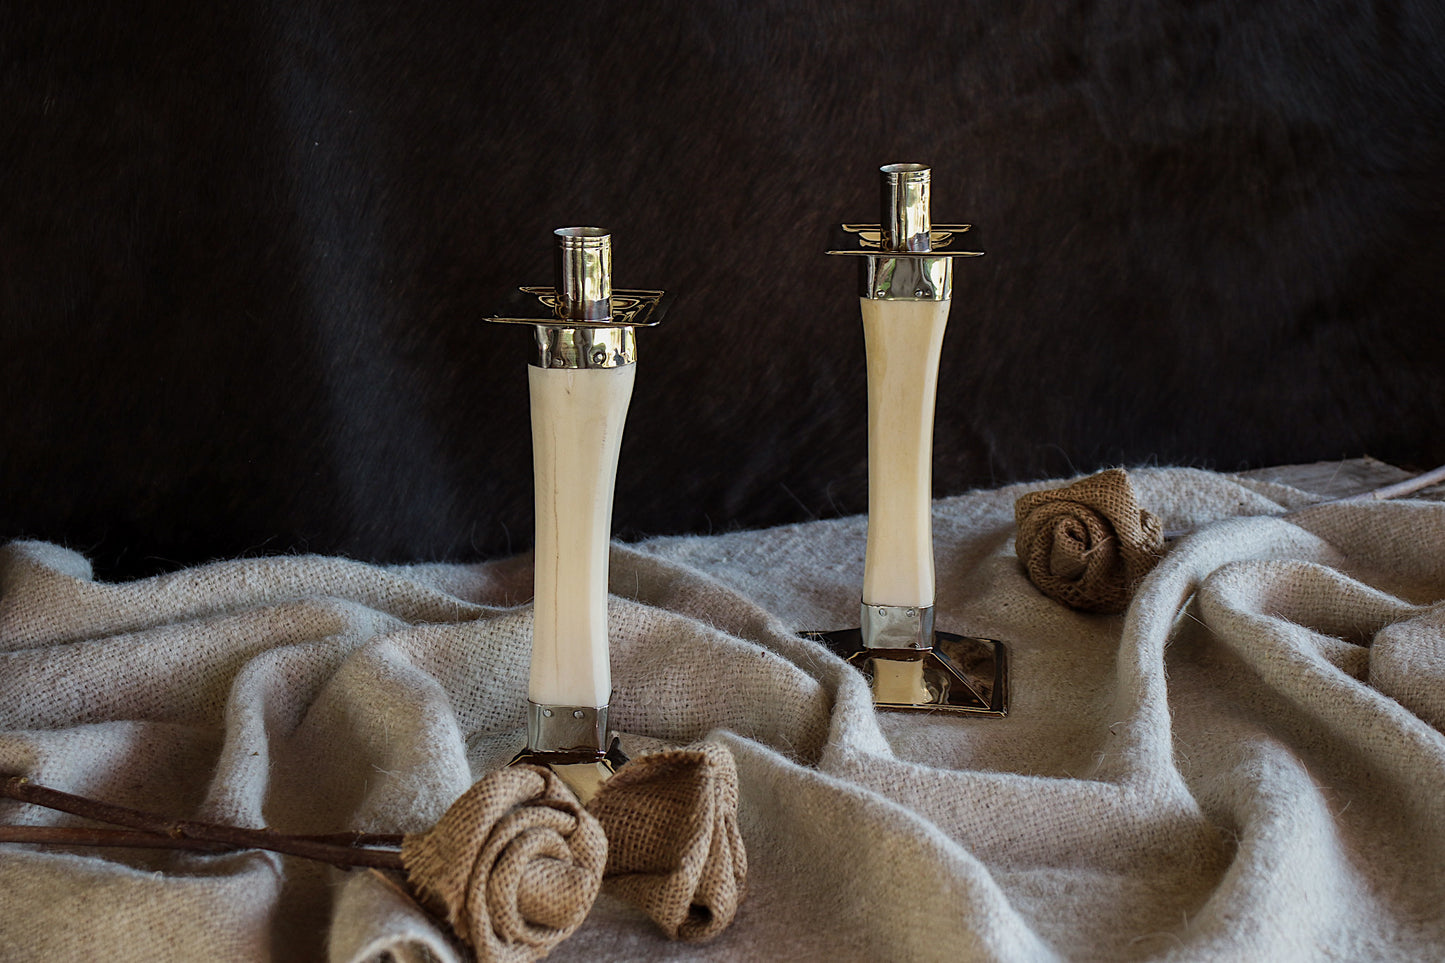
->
[
  {"left": 2, "top": 461, "right": 1444, "bottom": 961},
  {"left": 400, "top": 764, "right": 605, "bottom": 961},
  {"left": 1013, "top": 467, "right": 1165, "bottom": 612},
  {"left": 585, "top": 741, "right": 746, "bottom": 941}
]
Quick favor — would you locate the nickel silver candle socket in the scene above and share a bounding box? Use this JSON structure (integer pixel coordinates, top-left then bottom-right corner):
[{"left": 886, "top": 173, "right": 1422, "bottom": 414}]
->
[
  {"left": 804, "top": 164, "right": 1009, "bottom": 717},
  {"left": 829, "top": 162, "right": 984, "bottom": 301},
  {"left": 490, "top": 226, "right": 669, "bottom": 370},
  {"left": 487, "top": 227, "right": 669, "bottom": 789}
]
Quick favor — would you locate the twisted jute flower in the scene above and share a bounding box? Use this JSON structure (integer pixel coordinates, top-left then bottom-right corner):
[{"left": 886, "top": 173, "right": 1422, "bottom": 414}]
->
[
  {"left": 401, "top": 764, "right": 606, "bottom": 962},
  {"left": 586, "top": 741, "right": 747, "bottom": 942},
  {"left": 1014, "top": 468, "right": 1164, "bottom": 614},
  {"left": 399, "top": 742, "right": 748, "bottom": 959},
  {"left": 1, "top": 742, "right": 748, "bottom": 963}
]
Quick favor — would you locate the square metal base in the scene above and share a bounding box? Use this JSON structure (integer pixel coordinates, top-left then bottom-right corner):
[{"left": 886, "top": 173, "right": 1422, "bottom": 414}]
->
[
  {"left": 800, "top": 629, "right": 1009, "bottom": 717},
  {"left": 509, "top": 736, "right": 629, "bottom": 804}
]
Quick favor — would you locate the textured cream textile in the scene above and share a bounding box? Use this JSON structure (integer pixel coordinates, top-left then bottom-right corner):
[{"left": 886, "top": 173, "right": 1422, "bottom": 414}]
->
[{"left": 2, "top": 462, "right": 1444, "bottom": 961}]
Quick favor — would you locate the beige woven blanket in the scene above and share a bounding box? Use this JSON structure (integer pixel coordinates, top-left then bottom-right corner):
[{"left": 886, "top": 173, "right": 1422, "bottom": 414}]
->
[{"left": 2, "top": 461, "right": 1443, "bottom": 961}]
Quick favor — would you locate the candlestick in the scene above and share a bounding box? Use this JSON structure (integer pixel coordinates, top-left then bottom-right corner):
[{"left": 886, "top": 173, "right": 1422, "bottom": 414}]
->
[
  {"left": 803, "top": 164, "right": 1009, "bottom": 716},
  {"left": 488, "top": 227, "right": 668, "bottom": 798}
]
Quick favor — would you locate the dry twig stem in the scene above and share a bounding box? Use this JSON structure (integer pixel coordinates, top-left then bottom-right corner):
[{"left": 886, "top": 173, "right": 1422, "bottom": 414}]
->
[
  {"left": 0, "top": 826, "right": 235, "bottom": 852},
  {"left": 1344, "top": 464, "right": 1445, "bottom": 502},
  {"left": 0, "top": 775, "right": 404, "bottom": 870},
  {"left": 1164, "top": 462, "right": 1445, "bottom": 540}
]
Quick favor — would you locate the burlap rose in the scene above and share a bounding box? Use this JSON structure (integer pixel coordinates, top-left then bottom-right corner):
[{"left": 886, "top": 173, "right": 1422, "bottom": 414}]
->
[
  {"left": 1014, "top": 468, "right": 1164, "bottom": 613},
  {"left": 401, "top": 765, "right": 606, "bottom": 962},
  {"left": 586, "top": 741, "right": 747, "bottom": 942}
]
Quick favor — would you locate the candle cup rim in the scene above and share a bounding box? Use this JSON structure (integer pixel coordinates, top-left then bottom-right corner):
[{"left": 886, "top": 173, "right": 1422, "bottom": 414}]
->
[{"left": 554, "top": 226, "right": 611, "bottom": 242}]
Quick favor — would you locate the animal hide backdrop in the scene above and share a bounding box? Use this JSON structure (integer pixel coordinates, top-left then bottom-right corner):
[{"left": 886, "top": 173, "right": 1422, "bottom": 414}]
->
[{"left": 3, "top": 0, "right": 1443, "bottom": 579}]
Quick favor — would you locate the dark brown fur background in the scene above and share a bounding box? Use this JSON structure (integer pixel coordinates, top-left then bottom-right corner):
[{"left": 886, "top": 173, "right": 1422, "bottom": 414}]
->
[{"left": 4, "top": 1, "right": 1443, "bottom": 579}]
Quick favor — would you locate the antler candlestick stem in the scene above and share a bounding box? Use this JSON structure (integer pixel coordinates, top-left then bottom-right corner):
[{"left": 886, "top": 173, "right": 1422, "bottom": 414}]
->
[
  {"left": 804, "top": 164, "right": 1009, "bottom": 716},
  {"left": 488, "top": 227, "right": 669, "bottom": 799}
]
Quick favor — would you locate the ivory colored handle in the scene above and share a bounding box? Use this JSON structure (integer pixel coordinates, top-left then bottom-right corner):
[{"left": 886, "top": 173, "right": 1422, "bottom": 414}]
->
[
  {"left": 860, "top": 297, "right": 951, "bottom": 609},
  {"left": 528, "top": 363, "right": 636, "bottom": 708}
]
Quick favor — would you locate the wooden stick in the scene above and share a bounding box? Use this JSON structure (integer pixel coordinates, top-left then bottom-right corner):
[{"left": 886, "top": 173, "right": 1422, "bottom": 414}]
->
[
  {"left": 1341, "top": 463, "right": 1445, "bottom": 502},
  {"left": 1164, "top": 462, "right": 1445, "bottom": 540},
  {"left": 0, "top": 775, "right": 405, "bottom": 870},
  {"left": 0, "top": 826, "right": 234, "bottom": 852},
  {"left": 289, "top": 831, "right": 405, "bottom": 848}
]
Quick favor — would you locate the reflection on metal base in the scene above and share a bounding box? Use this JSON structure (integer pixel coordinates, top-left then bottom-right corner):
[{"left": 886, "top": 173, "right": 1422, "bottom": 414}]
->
[
  {"left": 509, "top": 736, "right": 629, "bottom": 805},
  {"left": 801, "top": 628, "right": 1009, "bottom": 717}
]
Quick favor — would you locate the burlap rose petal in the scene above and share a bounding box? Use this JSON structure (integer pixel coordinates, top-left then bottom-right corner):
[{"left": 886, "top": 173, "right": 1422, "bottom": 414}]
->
[
  {"left": 585, "top": 741, "right": 747, "bottom": 942},
  {"left": 401, "top": 765, "right": 607, "bottom": 962},
  {"left": 1014, "top": 468, "right": 1164, "bottom": 613}
]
